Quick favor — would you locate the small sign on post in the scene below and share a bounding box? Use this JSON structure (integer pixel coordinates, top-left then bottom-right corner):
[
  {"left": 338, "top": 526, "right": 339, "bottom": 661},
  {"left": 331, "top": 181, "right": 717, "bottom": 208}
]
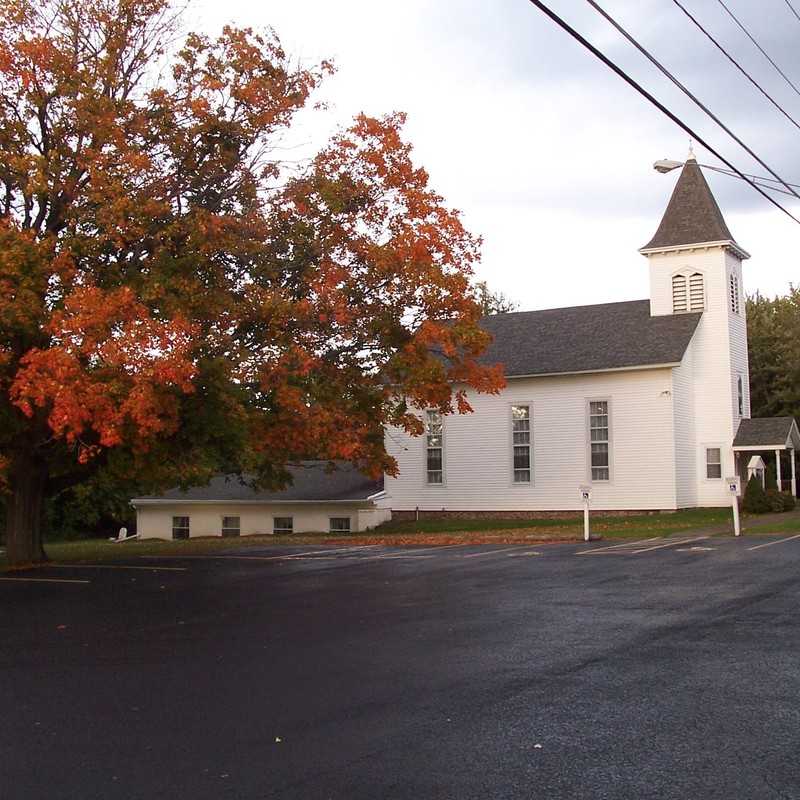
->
[
  {"left": 579, "top": 485, "right": 592, "bottom": 542},
  {"left": 726, "top": 476, "right": 741, "bottom": 537}
]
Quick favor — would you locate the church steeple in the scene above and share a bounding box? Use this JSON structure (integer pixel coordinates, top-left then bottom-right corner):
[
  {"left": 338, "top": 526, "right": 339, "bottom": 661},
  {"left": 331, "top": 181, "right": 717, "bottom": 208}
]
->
[{"left": 640, "top": 155, "right": 743, "bottom": 254}]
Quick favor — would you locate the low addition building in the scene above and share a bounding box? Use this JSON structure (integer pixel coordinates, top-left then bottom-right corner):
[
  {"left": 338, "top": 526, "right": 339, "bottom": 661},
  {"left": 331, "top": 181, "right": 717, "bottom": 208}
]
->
[{"left": 132, "top": 462, "right": 389, "bottom": 539}]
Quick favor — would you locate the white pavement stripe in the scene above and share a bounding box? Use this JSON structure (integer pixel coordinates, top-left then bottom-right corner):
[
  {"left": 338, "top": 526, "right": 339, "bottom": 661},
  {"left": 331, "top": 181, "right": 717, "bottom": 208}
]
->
[
  {"left": 462, "top": 547, "right": 526, "bottom": 559},
  {"left": 507, "top": 551, "right": 541, "bottom": 557},
  {"left": 747, "top": 533, "right": 800, "bottom": 551},
  {"left": 629, "top": 536, "right": 708, "bottom": 554},
  {"left": 577, "top": 537, "right": 660, "bottom": 555},
  {"left": 0, "top": 576, "right": 90, "bottom": 584},
  {"left": 49, "top": 564, "right": 188, "bottom": 572}
]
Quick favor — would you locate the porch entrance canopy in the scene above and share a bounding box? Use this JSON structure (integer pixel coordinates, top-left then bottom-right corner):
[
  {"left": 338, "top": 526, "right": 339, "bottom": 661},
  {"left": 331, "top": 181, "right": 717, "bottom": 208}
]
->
[
  {"left": 733, "top": 417, "right": 800, "bottom": 498},
  {"left": 732, "top": 417, "right": 800, "bottom": 452}
]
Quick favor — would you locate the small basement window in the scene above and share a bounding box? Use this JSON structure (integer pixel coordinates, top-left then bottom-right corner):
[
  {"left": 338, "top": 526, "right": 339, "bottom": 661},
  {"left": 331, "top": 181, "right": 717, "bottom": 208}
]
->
[
  {"left": 221, "top": 516, "right": 240, "bottom": 537},
  {"left": 273, "top": 517, "right": 293, "bottom": 534},
  {"left": 706, "top": 448, "right": 722, "bottom": 479},
  {"left": 329, "top": 517, "right": 351, "bottom": 533},
  {"left": 172, "top": 516, "right": 190, "bottom": 540}
]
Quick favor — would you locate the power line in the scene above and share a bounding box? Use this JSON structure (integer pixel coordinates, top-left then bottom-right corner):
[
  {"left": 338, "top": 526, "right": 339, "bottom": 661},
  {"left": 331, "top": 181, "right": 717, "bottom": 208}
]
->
[
  {"left": 785, "top": 0, "right": 800, "bottom": 23},
  {"left": 713, "top": 0, "right": 800, "bottom": 99},
  {"left": 702, "top": 164, "right": 800, "bottom": 197},
  {"left": 524, "top": 0, "right": 800, "bottom": 225},
  {"left": 584, "top": 0, "right": 800, "bottom": 201},
  {"left": 669, "top": 0, "right": 800, "bottom": 136}
]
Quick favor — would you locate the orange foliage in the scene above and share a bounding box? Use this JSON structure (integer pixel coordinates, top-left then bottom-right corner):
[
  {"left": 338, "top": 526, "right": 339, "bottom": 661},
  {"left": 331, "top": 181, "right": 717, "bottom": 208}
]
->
[{"left": 0, "top": 0, "right": 503, "bottom": 491}]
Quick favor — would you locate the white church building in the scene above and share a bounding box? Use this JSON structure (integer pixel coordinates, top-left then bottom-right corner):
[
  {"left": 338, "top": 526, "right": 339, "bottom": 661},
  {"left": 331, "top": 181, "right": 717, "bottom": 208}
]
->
[
  {"left": 380, "top": 154, "right": 799, "bottom": 516},
  {"left": 132, "top": 156, "right": 799, "bottom": 538}
]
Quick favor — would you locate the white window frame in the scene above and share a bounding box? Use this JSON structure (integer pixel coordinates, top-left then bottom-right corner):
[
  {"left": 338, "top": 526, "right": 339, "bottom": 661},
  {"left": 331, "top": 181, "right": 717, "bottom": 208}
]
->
[
  {"left": 424, "top": 409, "right": 445, "bottom": 487},
  {"left": 737, "top": 375, "right": 744, "bottom": 417},
  {"left": 587, "top": 398, "right": 612, "bottom": 483},
  {"left": 705, "top": 446, "right": 723, "bottom": 480},
  {"left": 273, "top": 516, "right": 293, "bottom": 535},
  {"left": 510, "top": 402, "right": 533, "bottom": 485},
  {"left": 329, "top": 517, "right": 351, "bottom": 533},
  {"left": 221, "top": 515, "right": 240, "bottom": 537},
  {"left": 172, "top": 516, "right": 190, "bottom": 540}
]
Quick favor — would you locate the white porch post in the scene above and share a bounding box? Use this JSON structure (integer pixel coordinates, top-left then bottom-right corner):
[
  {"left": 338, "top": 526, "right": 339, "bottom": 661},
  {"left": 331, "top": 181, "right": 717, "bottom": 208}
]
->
[
  {"left": 776, "top": 449, "right": 783, "bottom": 491},
  {"left": 791, "top": 448, "right": 797, "bottom": 498}
]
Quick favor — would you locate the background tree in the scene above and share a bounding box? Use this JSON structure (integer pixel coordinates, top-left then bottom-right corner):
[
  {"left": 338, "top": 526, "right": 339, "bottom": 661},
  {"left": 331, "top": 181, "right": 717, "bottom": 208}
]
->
[
  {"left": 474, "top": 280, "right": 518, "bottom": 315},
  {"left": 0, "top": 0, "right": 504, "bottom": 566},
  {"left": 747, "top": 287, "right": 800, "bottom": 422}
]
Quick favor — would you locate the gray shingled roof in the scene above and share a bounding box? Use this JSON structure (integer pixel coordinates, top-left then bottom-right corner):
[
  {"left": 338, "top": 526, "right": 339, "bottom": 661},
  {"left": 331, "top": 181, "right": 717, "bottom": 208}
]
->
[
  {"left": 733, "top": 417, "right": 799, "bottom": 448},
  {"left": 642, "top": 158, "right": 736, "bottom": 250},
  {"left": 477, "top": 299, "right": 701, "bottom": 377},
  {"left": 132, "top": 461, "right": 383, "bottom": 503}
]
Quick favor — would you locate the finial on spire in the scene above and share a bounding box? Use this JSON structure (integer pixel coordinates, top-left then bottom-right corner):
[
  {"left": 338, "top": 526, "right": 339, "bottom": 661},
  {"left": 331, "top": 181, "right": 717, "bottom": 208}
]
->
[{"left": 687, "top": 139, "right": 696, "bottom": 161}]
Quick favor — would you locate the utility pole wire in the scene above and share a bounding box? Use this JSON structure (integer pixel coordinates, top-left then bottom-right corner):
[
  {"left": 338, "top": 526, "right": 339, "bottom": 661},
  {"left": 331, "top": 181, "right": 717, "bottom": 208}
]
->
[
  {"left": 584, "top": 0, "right": 800, "bottom": 201},
  {"left": 669, "top": 0, "right": 800, "bottom": 137},
  {"left": 784, "top": 0, "right": 800, "bottom": 24},
  {"left": 714, "top": 0, "right": 800, "bottom": 99},
  {"left": 524, "top": 0, "right": 800, "bottom": 226}
]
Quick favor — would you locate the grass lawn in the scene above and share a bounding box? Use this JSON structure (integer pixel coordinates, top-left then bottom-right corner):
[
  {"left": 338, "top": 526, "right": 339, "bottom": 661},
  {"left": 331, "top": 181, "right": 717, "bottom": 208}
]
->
[{"left": 0, "top": 507, "right": 755, "bottom": 569}]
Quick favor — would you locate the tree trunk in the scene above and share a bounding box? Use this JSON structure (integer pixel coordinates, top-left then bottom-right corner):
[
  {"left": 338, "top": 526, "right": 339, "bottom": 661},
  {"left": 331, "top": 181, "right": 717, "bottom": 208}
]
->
[{"left": 5, "top": 452, "right": 48, "bottom": 568}]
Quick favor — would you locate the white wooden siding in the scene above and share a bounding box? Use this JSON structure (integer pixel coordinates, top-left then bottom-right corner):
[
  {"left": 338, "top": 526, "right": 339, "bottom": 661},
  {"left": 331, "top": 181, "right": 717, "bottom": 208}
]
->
[
  {"left": 648, "top": 245, "right": 746, "bottom": 506},
  {"left": 671, "top": 345, "right": 697, "bottom": 507},
  {"left": 384, "top": 369, "right": 677, "bottom": 512}
]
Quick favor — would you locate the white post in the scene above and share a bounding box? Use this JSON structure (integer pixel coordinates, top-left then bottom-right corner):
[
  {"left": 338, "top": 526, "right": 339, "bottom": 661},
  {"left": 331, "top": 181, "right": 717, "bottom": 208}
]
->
[
  {"left": 584, "top": 502, "right": 590, "bottom": 542},
  {"left": 776, "top": 449, "right": 783, "bottom": 492},
  {"left": 792, "top": 448, "right": 797, "bottom": 498},
  {"left": 726, "top": 477, "right": 741, "bottom": 536}
]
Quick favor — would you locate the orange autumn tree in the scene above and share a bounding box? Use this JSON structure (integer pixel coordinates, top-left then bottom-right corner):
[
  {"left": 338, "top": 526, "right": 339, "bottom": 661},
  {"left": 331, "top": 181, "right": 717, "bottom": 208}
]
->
[{"left": 0, "top": 0, "right": 504, "bottom": 566}]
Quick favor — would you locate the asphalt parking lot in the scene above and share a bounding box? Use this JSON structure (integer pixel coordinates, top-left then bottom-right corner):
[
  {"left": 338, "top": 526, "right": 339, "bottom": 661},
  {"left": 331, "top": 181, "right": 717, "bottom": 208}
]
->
[{"left": 3, "top": 534, "right": 800, "bottom": 799}]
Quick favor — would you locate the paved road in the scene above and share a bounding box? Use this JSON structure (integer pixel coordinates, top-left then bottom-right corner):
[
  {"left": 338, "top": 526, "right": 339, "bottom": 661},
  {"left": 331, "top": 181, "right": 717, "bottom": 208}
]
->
[{"left": 3, "top": 535, "right": 800, "bottom": 799}]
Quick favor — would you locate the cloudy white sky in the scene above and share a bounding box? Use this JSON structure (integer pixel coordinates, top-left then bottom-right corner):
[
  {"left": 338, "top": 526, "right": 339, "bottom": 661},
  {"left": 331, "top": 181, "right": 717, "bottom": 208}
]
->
[{"left": 193, "top": 0, "right": 799, "bottom": 311}]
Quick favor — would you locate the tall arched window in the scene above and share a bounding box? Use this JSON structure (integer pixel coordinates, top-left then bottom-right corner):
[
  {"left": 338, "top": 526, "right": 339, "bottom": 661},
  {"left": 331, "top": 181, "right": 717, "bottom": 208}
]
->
[
  {"left": 672, "top": 274, "right": 688, "bottom": 313},
  {"left": 688, "top": 272, "right": 704, "bottom": 311},
  {"left": 729, "top": 273, "right": 740, "bottom": 314}
]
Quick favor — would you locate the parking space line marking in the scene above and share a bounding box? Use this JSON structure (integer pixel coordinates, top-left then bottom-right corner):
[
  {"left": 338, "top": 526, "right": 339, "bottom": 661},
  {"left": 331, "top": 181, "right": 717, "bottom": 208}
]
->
[
  {"left": 462, "top": 547, "right": 526, "bottom": 558},
  {"left": 629, "top": 536, "right": 708, "bottom": 554},
  {"left": 507, "top": 551, "right": 541, "bottom": 557},
  {"left": 0, "top": 576, "right": 90, "bottom": 584},
  {"left": 577, "top": 537, "right": 660, "bottom": 555},
  {"left": 747, "top": 534, "right": 800, "bottom": 551},
  {"left": 48, "top": 564, "right": 188, "bottom": 572}
]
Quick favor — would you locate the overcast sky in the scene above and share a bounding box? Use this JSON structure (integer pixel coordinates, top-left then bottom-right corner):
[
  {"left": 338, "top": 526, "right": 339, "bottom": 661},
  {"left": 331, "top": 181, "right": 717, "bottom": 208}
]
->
[{"left": 193, "top": 0, "right": 800, "bottom": 311}]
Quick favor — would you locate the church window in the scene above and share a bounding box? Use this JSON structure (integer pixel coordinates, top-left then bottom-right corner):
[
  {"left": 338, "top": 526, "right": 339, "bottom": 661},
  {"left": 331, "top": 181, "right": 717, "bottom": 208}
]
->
[
  {"left": 737, "top": 375, "right": 744, "bottom": 416},
  {"left": 425, "top": 410, "right": 444, "bottom": 485},
  {"left": 511, "top": 405, "right": 531, "bottom": 483},
  {"left": 672, "top": 274, "right": 688, "bottom": 313},
  {"left": 706, "top": 448, "right": 722, "bottom": 480},
  {"left": 589, "top": 400, "right": 610, "bottom": 481},
  {"left": 730, "top": 273, "right": 740, "bottom": 314},
  {"left": 688, "top": 273, "right": 704, "bottom": 311}
]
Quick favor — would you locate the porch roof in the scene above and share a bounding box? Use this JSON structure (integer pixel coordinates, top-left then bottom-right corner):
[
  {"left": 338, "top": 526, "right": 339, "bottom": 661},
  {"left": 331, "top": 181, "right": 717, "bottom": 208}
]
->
[{"left": 732, "top": 417, "right": 800, "bottom": 451}]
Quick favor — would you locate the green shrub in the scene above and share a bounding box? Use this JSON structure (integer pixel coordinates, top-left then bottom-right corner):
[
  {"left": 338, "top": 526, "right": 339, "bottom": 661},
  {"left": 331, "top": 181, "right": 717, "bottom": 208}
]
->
[
  {"left": 780, "top": 491, "right": 797, "bottom": 511},
  {"left": 765, "top": 464, "right": 779, "bottom": 492},
  {"left": 743, "top": 475, "right": 771, "bottom": 514},
  {"left": 766, "top": 489, "right": 785, "bottom": 513}
]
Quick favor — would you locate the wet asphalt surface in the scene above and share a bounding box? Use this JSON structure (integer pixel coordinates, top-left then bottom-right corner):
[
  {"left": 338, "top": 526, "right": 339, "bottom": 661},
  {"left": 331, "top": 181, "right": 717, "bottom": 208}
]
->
[{"left": 2, "top": 533, "right": 800, "bottom": 799}]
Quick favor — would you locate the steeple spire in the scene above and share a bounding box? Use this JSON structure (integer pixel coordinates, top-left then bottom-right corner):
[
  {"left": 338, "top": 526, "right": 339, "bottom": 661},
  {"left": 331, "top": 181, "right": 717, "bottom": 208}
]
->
[{"left": 641, "top": 159, "right": 739, "bottom": 252}]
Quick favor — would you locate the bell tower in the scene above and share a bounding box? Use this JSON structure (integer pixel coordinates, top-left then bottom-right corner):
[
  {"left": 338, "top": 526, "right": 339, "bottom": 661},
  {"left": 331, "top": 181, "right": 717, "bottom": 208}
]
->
[{"left": 639, "top": 152, "right": 751, "bottom": 505}]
